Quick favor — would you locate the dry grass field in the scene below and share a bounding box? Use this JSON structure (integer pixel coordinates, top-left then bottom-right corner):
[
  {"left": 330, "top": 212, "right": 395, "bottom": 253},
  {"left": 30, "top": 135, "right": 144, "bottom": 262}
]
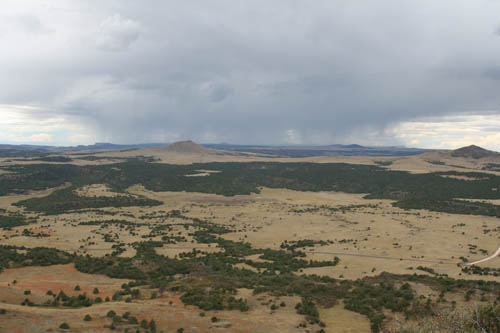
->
[
  {"left": 124, "top": 186, "right": 500, "bottom": 281},
  {"left": 1, "top": 185, "right": 498, "bottom": 331}
]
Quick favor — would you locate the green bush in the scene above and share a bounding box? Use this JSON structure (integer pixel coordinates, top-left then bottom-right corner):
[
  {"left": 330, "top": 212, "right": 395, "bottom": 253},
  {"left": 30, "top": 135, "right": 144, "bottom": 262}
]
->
[
  {"left": 59, "top": 322, "right": 69, "bottom": 329},
  {"left": 149, "top": 319, "right": 157, "bottom": 332},
  {"left": 470, "top": 303, "right": 500, "bottom": 332},
  {"left": 295, "top": 298, "right": 319, "bottom": 323}
]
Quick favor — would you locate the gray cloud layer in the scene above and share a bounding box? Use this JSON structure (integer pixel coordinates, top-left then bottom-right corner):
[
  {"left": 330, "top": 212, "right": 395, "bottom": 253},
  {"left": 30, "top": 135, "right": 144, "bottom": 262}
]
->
[{"left": 1, "top": 0, "right": 500, "bottom": 145}]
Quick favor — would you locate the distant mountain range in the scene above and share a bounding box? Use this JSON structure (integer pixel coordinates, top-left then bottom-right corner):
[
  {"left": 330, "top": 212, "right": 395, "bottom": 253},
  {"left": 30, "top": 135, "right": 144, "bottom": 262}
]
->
[
  {"left": 203, "top": 143, "right": 432, "bottom": 157},
  {"left": 0, "top": 142, "right": 166, "bottom": 156},
  {"left": 2, "top": 141, "right": 500, "bottom": 164},
  {"left": 0, "top": 142, "right": 433, "bottom": 157}
]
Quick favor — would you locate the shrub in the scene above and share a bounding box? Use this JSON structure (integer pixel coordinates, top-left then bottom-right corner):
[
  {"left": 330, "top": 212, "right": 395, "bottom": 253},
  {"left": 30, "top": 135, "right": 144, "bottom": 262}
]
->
[
  {"left": 295, "top": 298, "right": 319, "bottom": 324},
  {"left": 84, "top": 314, "right": 92, "bottom": 321},
  {"left": 394, "top": 303, "right": 500, "bottom": 332},
  {"left": 59, "top": 322, "right": 70, "bottom": 329},
  {"left": 238, "top": 300, "right": 250, "bottom": 312},
  {"left": 149, "top": 319, "right": 157, "bottom": 332},
  {"left": 21, "top": 298, "right": 34, "bottom": 306},
  {"left": 112, "top": 291, "right": 121, "bottom": 301},
  {"left": 471, "top": 303, "right": 500, "bottom": 332}
]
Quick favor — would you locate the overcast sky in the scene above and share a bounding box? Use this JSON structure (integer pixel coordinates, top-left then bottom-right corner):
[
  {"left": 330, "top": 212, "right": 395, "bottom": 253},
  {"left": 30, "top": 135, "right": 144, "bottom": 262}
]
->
[{"left": 1, "top": 1, "right": 500, "bottom": 150}]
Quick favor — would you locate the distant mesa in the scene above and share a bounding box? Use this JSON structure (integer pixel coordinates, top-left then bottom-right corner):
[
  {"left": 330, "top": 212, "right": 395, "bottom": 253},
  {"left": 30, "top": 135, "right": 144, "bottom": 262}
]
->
[
  {"left": 158, "top": 140, "right": 214, "bottom": 154},
  {"left": 450, "top": 145, "right": 500, "bottom": 159},
  {"left": 342, "top": 144, "right": 365, "bottom": 149},
  {"left": 326, "top": 144, "right": 365, "bottom": 149}
]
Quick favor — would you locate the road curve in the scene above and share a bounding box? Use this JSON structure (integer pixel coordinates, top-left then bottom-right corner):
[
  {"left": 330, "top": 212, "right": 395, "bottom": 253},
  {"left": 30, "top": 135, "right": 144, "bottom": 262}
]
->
[{"left": 463, "top": 246, "right": 500, "bottom": 266}]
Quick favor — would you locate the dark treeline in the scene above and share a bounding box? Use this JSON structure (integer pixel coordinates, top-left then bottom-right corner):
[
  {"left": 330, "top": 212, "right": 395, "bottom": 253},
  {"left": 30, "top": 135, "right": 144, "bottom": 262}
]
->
[
  {"left": 0, "top": 213, "right": 27, "bottom": 229},
  {"left": 14, "top": 186, "right": 162, "bottom": 215},
  {"left": 3, "top": 160, "right": 500, "bottom": 217}
]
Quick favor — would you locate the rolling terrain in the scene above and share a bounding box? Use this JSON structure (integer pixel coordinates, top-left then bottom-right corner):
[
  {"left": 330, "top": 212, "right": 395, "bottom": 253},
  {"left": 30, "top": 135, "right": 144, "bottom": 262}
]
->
[{"left": 0, "top": 142, "right": 499, "bottom": 332}]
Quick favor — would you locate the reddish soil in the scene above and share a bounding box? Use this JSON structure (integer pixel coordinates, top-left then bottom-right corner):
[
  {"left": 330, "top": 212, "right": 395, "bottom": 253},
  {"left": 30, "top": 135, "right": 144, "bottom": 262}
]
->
[{"left": 0, "top": 265, "right": 318, "bottom": 332}]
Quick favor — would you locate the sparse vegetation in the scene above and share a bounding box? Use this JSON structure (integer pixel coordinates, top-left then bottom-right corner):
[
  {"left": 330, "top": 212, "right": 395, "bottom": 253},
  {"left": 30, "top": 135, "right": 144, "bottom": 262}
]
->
[
  {"left": 394, "top": 303, "right": 500, "bottom": 332},
  {"left": 1, "top": 157, "right": 500, "bottom": 332}
]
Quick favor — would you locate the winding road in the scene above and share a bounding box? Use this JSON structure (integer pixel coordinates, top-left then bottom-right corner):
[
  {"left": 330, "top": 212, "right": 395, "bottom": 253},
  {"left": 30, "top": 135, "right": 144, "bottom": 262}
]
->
[
  {"left": 463, "top": 245, "right": 500, "bottom": 266},
  {"left": 308, "top": 245, "right": 500, "bottom": 267}
]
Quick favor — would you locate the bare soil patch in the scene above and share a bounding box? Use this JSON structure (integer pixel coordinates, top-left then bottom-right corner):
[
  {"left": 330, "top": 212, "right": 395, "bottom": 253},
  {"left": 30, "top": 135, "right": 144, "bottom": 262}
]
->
[
  {"left": 184, "top": 169, "right": 222, "bottom": 177},
  {"left": 75, "top": 184, "right": 126, "bottom": 197},
  {"left": 440, "top": 175, "right": 487, "bottom": 181}
]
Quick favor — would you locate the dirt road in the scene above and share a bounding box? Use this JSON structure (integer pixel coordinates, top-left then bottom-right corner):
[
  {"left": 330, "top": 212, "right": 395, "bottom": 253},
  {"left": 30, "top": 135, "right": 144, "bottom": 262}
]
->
[{"left": 463, "top": 246, "right": 500, "bottom": 266}]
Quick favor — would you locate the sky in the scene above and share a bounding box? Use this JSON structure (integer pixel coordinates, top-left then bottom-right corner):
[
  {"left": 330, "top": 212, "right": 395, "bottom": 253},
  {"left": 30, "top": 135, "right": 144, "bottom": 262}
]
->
[{"left": 1, "top": 1, "right": 500, "bottom": 150}]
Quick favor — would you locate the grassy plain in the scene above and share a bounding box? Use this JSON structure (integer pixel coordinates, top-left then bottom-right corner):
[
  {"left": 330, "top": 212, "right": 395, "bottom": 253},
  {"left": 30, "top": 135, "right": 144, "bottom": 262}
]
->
[{"left": 1, "top": 147, "right": 499, "bottom": 332}]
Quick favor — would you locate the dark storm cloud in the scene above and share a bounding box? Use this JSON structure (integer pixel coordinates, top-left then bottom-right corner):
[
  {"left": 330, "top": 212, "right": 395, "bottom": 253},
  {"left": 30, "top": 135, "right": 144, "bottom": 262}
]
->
[
  {"left": 483, "top": 67, "right": 500, "bottom": 81},
  {"left": 1, "top": 0, "right": 500, "bottom": 145}
]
